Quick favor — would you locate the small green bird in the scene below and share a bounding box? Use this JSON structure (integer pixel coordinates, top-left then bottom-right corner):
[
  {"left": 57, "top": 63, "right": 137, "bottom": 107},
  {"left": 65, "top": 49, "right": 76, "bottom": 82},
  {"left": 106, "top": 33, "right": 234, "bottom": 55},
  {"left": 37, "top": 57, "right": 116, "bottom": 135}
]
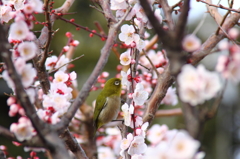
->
[{"left": 93, "top": 78, "right": 122, "bottom": 135}]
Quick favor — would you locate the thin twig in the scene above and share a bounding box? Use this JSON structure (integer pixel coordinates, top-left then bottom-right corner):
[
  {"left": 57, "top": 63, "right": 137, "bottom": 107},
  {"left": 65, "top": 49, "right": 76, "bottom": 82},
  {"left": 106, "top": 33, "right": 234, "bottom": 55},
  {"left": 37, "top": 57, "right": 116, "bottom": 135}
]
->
[
  {"left": 39, "top": 0, "right": 52, "bottom": 67},
  {"left": 171, "top": 0, "right": 184, "bottom": 11},
  {"left": 214, "top": 18, "right": 237, "bottom": 44},
  {"left": 215, "top": 0, "right": 233, "bottom": 35},
  {"left": 89, "top": 4, "right": 104, "bottom": 14},
  {"left": 198, "top": 0, "right": 240, "bottom": 13},
  {"left": 155, "top": 108, "right": 182, "bottom": 117},
  {"left": 48, "top": 54, "right": 84, "bottom": 74},
  {"left": 59, "top": 17, "right": 106, "bottom": 39},
  {"left": 138, "top": 63, "right": 151, "bottom": 71},
  {"left": 190, "top": 13, "right": 240, "bottom": 64},
  {"left": 192, "top": 14, "right": 207, "bottom": 35},
  {"left": 142, "top": 50, "right": 160, "bottom": 77}
]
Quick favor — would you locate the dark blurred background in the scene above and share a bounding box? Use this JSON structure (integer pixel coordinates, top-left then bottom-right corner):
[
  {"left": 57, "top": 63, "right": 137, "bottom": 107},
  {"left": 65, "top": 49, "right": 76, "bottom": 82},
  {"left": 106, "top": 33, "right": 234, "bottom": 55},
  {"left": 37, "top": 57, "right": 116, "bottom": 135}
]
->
[{"left": 0, "top": 0, "right": 240, "bottom": 159}]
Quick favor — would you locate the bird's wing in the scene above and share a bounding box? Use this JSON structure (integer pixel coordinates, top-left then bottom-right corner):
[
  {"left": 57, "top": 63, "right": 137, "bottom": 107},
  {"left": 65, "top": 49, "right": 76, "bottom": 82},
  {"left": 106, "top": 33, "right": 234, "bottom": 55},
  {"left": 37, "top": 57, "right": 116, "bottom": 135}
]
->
[{"left": 93, "top": 94, "right": 108, "bottom": 128}]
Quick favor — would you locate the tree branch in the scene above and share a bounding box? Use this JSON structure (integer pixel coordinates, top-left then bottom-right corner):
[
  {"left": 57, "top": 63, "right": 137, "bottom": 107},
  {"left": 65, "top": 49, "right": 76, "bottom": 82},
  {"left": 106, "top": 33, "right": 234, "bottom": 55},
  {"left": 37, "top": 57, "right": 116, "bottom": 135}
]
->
[
  {"left": 59, "top": 129, "right": 88, "bottom": 159},
  {"left": 143, "top": 65, "right": 174, "bottom": 123},
  {"left": 0, "top": 24, "right": 71, "bottom": 159},
  {"left": 190, "top": 13, "right": 240, "bottom": 64},
  {"left": 198, "top": 0, "right": 240, "bottom": 13},
  {"left": 155, "top": 108, "right": 182, "bottom": 117}
]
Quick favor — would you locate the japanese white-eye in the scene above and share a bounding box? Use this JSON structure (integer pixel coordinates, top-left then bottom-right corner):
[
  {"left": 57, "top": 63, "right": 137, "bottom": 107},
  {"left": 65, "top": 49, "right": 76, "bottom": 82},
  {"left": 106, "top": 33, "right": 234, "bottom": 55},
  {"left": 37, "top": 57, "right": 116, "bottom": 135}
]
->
[{"left": 93, "top": 78, "right": 122, "bottom": 134}]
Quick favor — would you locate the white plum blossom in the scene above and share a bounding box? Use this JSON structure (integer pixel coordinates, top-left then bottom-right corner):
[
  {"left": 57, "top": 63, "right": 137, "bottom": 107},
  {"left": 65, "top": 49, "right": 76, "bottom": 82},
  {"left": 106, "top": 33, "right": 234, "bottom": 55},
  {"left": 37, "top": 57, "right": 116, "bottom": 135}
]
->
[
  {"left": 122, "top": 103, "right": 134, "bottom": 126},
  {"left": 9, "top": 21, "right": 30, "bottom": 41},
  {"left": 10, "top": 117, "right": 35, "bottom": 141},
  {"left": 145, "top": 126, "right": 201, "bottom": 159},
  {"left": 182, "top": 34, "right": 201, "bottom": 52},
  {"left": 20, "top": 63, "right": 37, "bottom": 87},
  {"left": 45, "top": 55, "right": 58, "bottom": 71},
  {"left": 120, "top": 133, "right": 133, "bottom": 150},
  {"left": 194, "top": 151, "right": 206, "bottom": 159},
  {"left": 147, "top": 124, "right": 168, "bottom": 145},
  {"left": 24, "top": 3, "right": 35, "bottom": 14},
  {"left": 167, "top": 130, "right": 200, "bottom": 159},
  {"left": 69, "top": 71, "right": 77, "bottom": 80},
  {"left": 25, "top": 88, "right": 36, "bottom": 104},
  {"left": 161, "top": 86, "right": 178, "bottom": 106},
  {"left": 4, "top": 0, "right": 25, "bottom": 10},
  {"left": 130, "top": 115, "right": 143, "bottom": 129},
  {"left": 136, "top": 122, "right": 149, "bottom": 138},
  {"left": 121, "top": 69, "right": 131, "bottom": 89},
  {"left": 49, "top": 82, "right": 73, "bottom": 100},
  {"left": 14, "top": 12, "right": 25, "bottom": 22},
  {"left": 42, "top": 80, "right": 73, "bottom": 117},
  {"left": 178, "top": 64, "right": 221, "bottom": 106},
  {"left": 18, "top": 41, "right": 37, "bottom": 61},
  {"left": 14, "top": 57, "right": 26, "bottom": 73},
  {"left": 128, "top": 136, "right": 147, "bottom": 155},
  {"left": 134, "top": 34, "right": 146, "bottom": 51},
  {"left": 0, "top": 5, "right": 14, "bottom": 23},
  {"left": 98, "top": 146, "right": 115, "bottom": 159},
  {"left": 132, "top": 83, "right": 149, "bottom": 105},
  {"left": 119, "top": 24, "right": 136, "bottom": 45},
  {"left": 120, "top": 50, "right": 132, "bottom": 66},
  {"left": 105, "top": 127, "right": 121, "bottom": 136},
  {"left": 37, "top": 109, "right": 60, "bottom": 124},
  {"left": 2, "top": 58, "right": 36, "bottom": 89},
  {"left": 218, "top": 39, "right": 229, "bottom": 50},
  {"left": 110, "top": 0, "right": 128, "bottom": 10},
  {"left": 134, "top": 3, "right": 148, "bottom": 23},
  {"left": 27, "top": 0, "right": 44, "bottom": 13},
  {"left": 144, "top": 142, "right": 168, "bottom": 159},
  {"left": 139, "top": 50, "right": 166, "bottom": 75},
  {"left": 197, "top": 65, "right": 222, "bottom": 100},
  {"left": 55, "top": 55, "right": 70, "bottom": 71},
  {"left": 2, "top": 70, "right": 15, "bottom": 89},
  {"left": 132, "top": 154, "right": 143, "bottom": 159},
  {"left": 216, "top": 55, "right": 240, "bottom": 83},
  {"left": 42, "top": 93, "right": 71, "bottom": 117},
  {"left": 53, "top": 70, "right": 69, "bottom": 83}
]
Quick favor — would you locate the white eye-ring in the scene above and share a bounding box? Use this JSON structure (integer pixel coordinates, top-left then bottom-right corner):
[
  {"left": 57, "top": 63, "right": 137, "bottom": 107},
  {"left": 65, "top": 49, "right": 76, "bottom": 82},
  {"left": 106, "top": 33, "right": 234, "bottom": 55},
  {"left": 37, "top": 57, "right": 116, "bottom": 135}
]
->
[{"left": 114, "top": 81, "right": 120, "bottom": 85}]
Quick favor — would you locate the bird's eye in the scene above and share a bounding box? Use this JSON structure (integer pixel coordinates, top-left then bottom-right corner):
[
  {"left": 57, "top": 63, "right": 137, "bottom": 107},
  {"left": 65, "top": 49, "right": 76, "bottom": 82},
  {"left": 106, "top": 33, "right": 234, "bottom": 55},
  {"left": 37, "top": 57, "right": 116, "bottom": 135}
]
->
[{"left": 114, "top": 81, "right": 120, "bottom": 85}]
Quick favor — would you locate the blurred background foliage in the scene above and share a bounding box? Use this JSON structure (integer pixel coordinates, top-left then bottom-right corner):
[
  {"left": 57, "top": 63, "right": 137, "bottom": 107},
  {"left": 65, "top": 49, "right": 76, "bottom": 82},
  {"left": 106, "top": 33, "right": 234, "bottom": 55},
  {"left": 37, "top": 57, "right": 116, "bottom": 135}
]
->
[{"left": 0, "top": 0, "right": 239, "bottom": 159}]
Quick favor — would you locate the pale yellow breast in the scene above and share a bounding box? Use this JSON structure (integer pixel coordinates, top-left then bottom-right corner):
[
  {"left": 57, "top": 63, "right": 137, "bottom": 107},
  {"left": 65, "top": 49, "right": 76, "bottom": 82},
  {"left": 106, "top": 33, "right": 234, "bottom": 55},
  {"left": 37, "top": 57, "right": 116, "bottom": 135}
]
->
[{"left": 98, "top": 96, "right": 121, "bottom": 124}]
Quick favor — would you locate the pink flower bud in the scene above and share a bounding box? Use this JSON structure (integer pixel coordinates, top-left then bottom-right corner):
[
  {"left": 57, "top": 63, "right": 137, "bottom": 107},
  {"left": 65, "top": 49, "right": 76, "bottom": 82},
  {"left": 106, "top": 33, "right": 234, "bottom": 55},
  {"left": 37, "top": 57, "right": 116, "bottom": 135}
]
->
[
  {"left": 71, "top": 40, "right": 80, "bottom": 47},
  {"left": 65, "top": 32, "right": 72, "bottom": 38},
  {"left": 63, "top": 46, "right": 69, "bottom": 52},
  {"left": 128, "top": 93, "right": 133, "bottom": 99},
  {"left": 228, "top": 28, "right": 239, "bottom": 40},
  {"left": 7, "top": 97, "right": 16, "bottom": 106},
  {"left": 101, "top": 72, "right": 109, "bottom": 78},
  {"left": 131, "top": 59, "right": 136, "bottom": 64},
  {"left": 18, "top": 108, "right": 25, "bottom": 116},
  {"left": 130, "top": 42, "right": 136, "bottom": 48}
]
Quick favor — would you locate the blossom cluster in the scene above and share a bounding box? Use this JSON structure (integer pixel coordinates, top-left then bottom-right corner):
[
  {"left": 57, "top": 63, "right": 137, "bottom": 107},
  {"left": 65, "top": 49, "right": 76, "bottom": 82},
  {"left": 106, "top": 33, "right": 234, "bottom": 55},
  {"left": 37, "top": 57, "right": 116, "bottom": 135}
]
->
[
  {"left": 146, "top": 124, "right": 204, "bottom": 159},
  {"left": 1, "top": 0, "right": 234, "bottom": 158},
  {"left": 178, "top": 64, "right": 222, "bottom": 106},
  {"left": 38, "top": 70, "right": 77, "bottom": 123},
  {"left": 106, "top": 0, "right": 182, "bottom": 158},
  {"left": 1, "top": 0, "right": 43, "bottom": 142},
  {"left": 0, "top": 0, "right": 81, "bottom": 145},
  {"left": 216, "top": 28, "right": 240, "bottom": 83}
]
